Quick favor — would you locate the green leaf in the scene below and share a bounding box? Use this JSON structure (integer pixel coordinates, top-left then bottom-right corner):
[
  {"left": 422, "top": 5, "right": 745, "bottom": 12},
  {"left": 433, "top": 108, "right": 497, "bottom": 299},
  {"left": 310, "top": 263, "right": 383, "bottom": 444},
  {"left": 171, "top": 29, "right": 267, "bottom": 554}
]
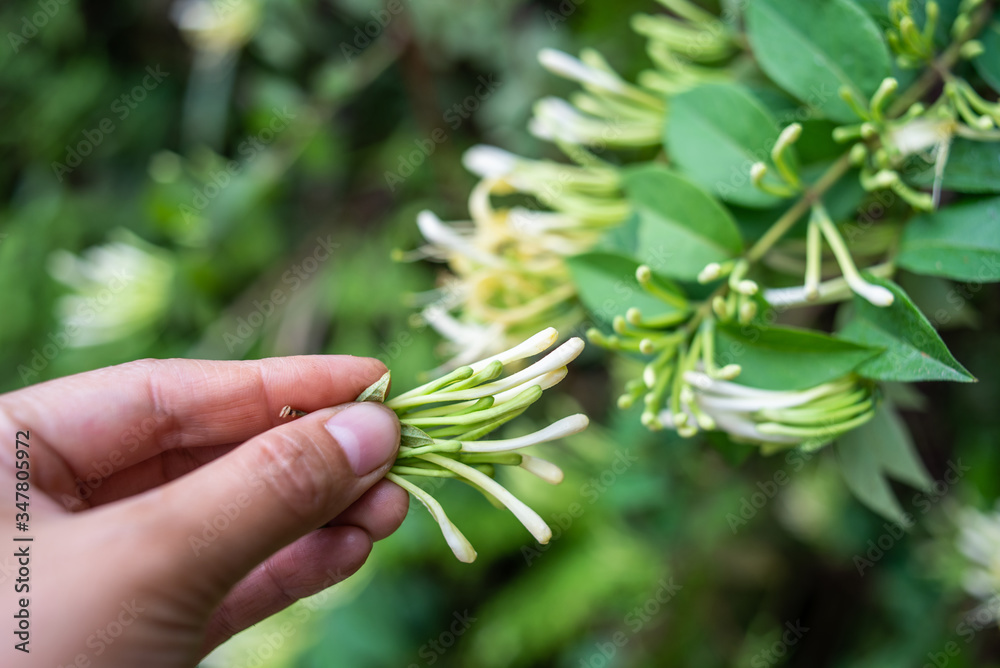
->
[
  {"left": 565, "top": 251, "right": 684, "bottom": 323},
  {"left": 836, "top": 403, "right": 933, "bottom": 526},
  {"left": 839, "top": 275, "right": 976, "bottom": 382},
  {"left": 746, "top": 0, "right": 892, "bottom": 123},
  {"left": 623, "top": 165, "right": 743, "bottom": 281},
  {"left": 665, "top": 83, "right": 788, "bottom": 209},
  {"left": 400, "top": 423, "right": 435, "bottom": 447},
  {"left": 975, "top": 16, "right": 1000, "bottom": 92},
  {"left": 897, "top": 196, "right": 1000, "bottom": 281},
  {"left": 356, "top": 371, "right": 391, "bottom": 402},
  {"left": 714, "top": 323, "right": 880, "bottom": 391},
  {"left": 907, "top": 139, "right": 1000, "bottom": 194}
]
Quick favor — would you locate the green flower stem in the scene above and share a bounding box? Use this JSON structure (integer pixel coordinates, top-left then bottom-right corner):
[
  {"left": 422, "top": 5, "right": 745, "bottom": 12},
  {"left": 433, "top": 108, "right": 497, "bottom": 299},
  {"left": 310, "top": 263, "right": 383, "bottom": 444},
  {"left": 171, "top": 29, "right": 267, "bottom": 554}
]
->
[
  {"left": 392, "top": 466, "right": 460, "bottom": 478},
  {"left": 397, "top": 441, "right": 463, "bottom": 457},
  {"left": 450, "top": 407, "right": 530, "bottom": 440}
]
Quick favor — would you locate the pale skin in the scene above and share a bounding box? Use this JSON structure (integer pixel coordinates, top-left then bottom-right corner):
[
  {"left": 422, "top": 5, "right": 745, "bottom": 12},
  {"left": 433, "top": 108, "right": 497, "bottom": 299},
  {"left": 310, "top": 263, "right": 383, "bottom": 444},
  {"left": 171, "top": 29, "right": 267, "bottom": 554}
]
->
[{"left": 0, "top": 356, "right": 409, "bottom": 667}]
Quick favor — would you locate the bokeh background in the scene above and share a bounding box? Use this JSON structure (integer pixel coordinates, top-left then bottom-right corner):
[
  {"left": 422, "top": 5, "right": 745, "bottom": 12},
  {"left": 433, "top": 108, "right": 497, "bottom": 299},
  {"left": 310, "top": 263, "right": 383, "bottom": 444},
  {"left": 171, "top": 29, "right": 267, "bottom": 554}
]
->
[{"left": 2, "top": 0, "right": 1000, "bottom": 666}]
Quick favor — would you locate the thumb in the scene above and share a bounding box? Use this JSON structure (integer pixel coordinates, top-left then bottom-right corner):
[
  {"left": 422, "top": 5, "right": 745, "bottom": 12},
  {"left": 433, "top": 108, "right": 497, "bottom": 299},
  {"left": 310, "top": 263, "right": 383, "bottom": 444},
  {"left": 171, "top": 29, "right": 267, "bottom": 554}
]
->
[{"left": 149, "top": 401, "right": 400, "bottom": 592}]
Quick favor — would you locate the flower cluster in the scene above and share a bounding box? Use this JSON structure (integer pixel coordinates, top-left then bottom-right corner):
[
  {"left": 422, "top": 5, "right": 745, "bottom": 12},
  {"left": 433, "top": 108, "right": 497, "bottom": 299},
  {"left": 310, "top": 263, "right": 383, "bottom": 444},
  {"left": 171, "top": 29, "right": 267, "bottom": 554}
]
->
[
  {"left": 408, "top": 147, "right": 626, "bottom": 369},
  {"left": 342, "top": 328, "right": 588, "bottom": 562},
  {"left": 589, "top": 256, "right": 878, "bottom": 448},
  {"left": 48, "top": 231, "right": 176, "bottom": 347}
]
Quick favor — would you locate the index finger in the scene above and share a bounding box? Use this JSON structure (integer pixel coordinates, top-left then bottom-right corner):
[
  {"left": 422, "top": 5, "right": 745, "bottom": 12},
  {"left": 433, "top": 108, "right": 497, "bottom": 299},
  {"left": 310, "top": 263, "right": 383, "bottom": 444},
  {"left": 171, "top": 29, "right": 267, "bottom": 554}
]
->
[{"left": 0, "top": 355, "right": 387, "bottom": 478}]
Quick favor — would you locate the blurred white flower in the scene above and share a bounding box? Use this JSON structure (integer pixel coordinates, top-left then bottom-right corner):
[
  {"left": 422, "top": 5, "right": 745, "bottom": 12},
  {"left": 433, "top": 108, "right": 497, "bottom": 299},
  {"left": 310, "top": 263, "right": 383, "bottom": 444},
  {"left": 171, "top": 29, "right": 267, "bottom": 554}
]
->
[
  {"left": 957, "top": 505, "right": 1000, "bottom": 613},
  {"left": 48, "top": 232, "right": 176, "bottom": 347}
]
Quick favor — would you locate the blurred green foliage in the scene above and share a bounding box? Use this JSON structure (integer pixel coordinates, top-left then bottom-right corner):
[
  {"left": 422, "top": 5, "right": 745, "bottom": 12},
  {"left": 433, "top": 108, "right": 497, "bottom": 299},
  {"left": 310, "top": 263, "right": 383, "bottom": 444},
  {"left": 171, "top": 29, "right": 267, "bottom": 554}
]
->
[{"left": 2, "top": 1, "right": 999, "bottom": 666}]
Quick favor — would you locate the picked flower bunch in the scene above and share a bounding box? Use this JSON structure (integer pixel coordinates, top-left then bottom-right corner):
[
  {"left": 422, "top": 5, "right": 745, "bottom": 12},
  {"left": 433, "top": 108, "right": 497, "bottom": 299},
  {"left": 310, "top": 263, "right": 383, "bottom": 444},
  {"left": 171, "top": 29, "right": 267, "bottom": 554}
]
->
[
  {"left": 284, "top": 328, "right": 589, "bottom": 562},
  {"left": 404, "top": 0, "right": 998, "bottom": 524}
]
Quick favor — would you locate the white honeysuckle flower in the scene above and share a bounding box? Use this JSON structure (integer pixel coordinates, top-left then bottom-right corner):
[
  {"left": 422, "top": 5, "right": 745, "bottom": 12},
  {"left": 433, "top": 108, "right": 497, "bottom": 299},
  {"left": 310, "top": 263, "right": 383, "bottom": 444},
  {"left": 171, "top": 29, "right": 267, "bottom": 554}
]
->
[
  {"left": 468, "top": 327, "right": 559, "bottom": 372},
  {"left": 171, "top": 0, "right": 260, "bottom": 54},
  {"left": 957, "top": 505, "right": 1000, "bottom": 607},
  {"left": 416, "top": 210, "right": 504, "bottom": 268},
  {"left": 538, "top": 48, "right": 630, "bottom": 95},
  {"left": 519, "top": 455, "right": 565, "bottom": 484},
  {"left": 49, "top": 233, "right": 176, "bottom": 348},
  {"left": 888, "top": 118, "right": 955, "bottom": 156},
  {"left": 421, "top": 453, "right": 553, "bottom": 544},
  {"left": 421, "top": 306, "right": 506, "bottom": 370},
  {"left": 845, "top": 276, "right": 895, "bottom": 307},
  {"left": 530, "top": 97, "right": 595, "bottom": 144},
  {"left": 462, "top": 144, "right": 521, "bottom": 178},
  {"left": 388, "top": 473, "right": 478, "bottom": 563},
  {"left": 459, "top": 414, "right": 589, "bottom": 453}
]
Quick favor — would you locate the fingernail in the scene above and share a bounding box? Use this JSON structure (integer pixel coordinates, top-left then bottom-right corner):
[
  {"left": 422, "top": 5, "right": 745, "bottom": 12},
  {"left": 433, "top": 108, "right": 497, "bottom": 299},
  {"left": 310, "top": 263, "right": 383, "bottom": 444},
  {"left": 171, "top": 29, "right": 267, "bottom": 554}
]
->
[{"left": 325, "top": 403, "right": 399, "bottom": 476}]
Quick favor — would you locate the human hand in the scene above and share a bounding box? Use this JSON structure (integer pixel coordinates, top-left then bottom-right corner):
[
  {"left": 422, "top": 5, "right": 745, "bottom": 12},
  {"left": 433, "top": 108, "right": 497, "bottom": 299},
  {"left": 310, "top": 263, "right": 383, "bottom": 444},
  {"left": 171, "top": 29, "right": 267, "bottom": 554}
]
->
[{"left": 0, "top": 356, "right": 407, "bottom": 668}]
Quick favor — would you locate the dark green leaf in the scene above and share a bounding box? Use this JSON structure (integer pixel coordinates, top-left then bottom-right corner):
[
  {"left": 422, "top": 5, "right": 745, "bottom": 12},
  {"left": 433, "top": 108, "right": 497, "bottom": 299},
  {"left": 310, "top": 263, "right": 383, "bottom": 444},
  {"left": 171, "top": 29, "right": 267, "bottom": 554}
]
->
[
  {"left": 897, "top": 196, "right": 1000, "bottom": 282},
  {"left": 839, "top": 275, "right": 976, "bottom": 382},
  {"left": 624, "top": 165, "right": 743, "bottom": 281},
  {"left": 975, "top": 16, "right": 1000, "bottom": 92},
  {"left": 746, "top": 0, "right": 892, "bottom": 123},
  {"left": 836, "top": 403, "right": 933, "bottom": 526},
  {"left": 715, "top": 323, "right": 880, "bottom": 390},
  {"left": 907, "top": 139, "right": 1000, "bottom": 194},
  {"left": 566, "top": 252, "right": 684, "bottom": 323},
  {"left": 665, "top": 83, "right": 788, "bottom": 209}
]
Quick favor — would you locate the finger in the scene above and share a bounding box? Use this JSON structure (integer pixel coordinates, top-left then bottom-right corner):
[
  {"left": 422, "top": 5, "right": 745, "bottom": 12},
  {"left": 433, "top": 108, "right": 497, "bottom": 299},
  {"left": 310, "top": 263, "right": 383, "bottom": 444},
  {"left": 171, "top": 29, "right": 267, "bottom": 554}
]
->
[
  {"left": 326, "top": 479, "right": 409, "bottom": 541},
  {"left": 64, "top": 444, "right": 238, "bottom": 510},
  {"left": 200, "top": 525, "right": 372, "bottom": 655},
  {"left": 0, "top": 356, "right": 386, "bottom": 480},
  {"left": 144, "top": 401, "right": 399, "bottom": 594}
]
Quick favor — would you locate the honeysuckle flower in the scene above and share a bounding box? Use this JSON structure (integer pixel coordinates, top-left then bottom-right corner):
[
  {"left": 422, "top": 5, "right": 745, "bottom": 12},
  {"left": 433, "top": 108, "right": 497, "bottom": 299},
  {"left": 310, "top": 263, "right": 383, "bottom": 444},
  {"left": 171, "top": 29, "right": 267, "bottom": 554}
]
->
[
  {"left": 662, "top": 371, "right": 877, "bottom": 451},
  {"left": 957, "top": 505, "right": 1000, "bottom": 612},
  {"left": 302, "top": 328, "right": 590, "bottom": 563},
  {"left": 171, "top": 0, "right": 261, "bottom": 56},
  {"left": 48, "top": 231, "right": 176, "bottom": 347}
]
